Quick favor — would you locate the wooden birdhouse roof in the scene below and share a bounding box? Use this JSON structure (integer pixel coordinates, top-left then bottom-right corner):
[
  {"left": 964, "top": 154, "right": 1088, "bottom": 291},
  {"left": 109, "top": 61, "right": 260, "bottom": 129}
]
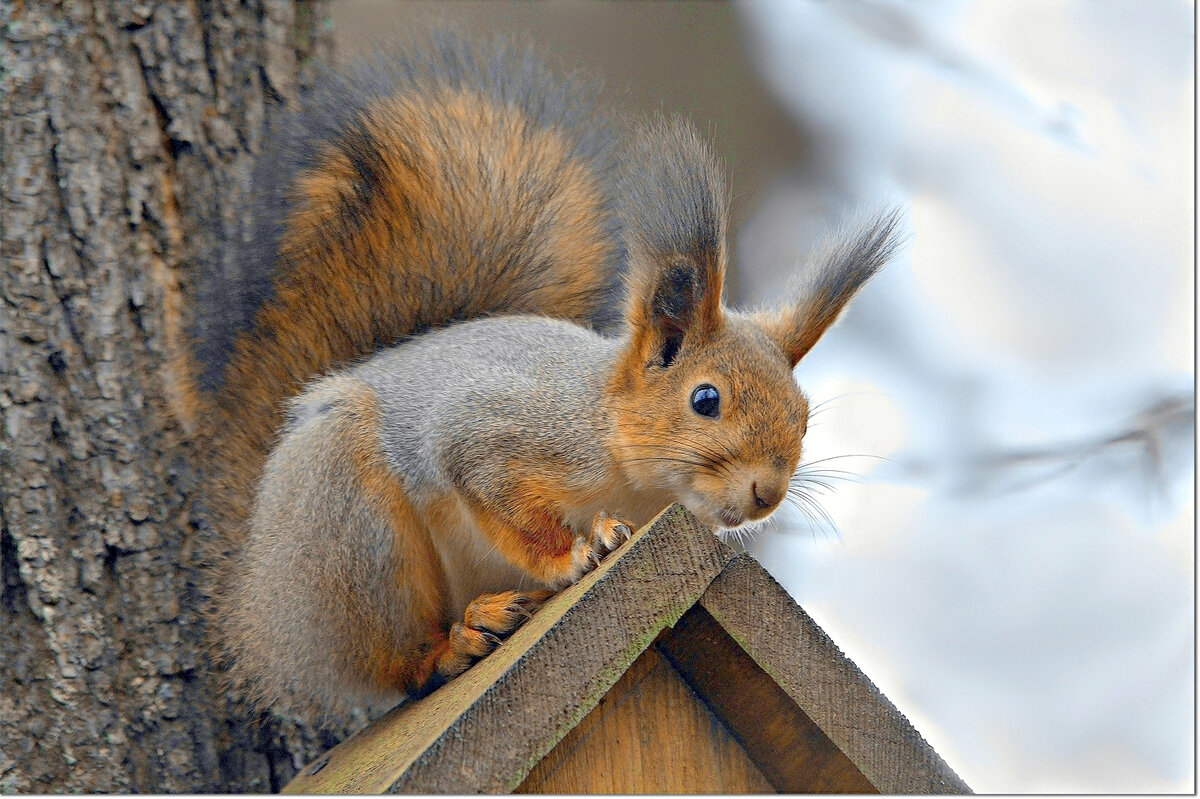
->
[{"left": 283, "top": 505, "right": 971, "bottom": 794}]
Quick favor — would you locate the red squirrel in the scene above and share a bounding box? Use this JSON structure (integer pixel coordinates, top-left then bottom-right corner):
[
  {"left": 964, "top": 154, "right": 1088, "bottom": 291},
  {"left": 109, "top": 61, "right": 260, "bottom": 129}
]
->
[{"left": 197, "top": 34, "right": 900, "bottom": 719}]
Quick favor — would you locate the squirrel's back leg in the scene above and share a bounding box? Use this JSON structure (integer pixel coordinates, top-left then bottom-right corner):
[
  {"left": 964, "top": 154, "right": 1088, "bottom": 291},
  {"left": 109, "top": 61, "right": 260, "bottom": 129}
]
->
[
  {"left": 230, "top": 374, "right": 559, "bottom": 706},
  {"left": 221, "top": 375, "right": 462, "bottom": 714},
  {"left": 406, "top": 504, "right": 635, "bottom": 696},
  {"left": 408, "top": 589, "right": 554, "bottom": 698}
]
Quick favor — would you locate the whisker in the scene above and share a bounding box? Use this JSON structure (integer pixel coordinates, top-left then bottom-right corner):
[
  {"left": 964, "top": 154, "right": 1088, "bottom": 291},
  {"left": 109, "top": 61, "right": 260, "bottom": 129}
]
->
[
  {"left": 611, "top": 444, "right": 729, "bottom": 476},
  {"left": 784, "top": 490, "right": 842, "bottom": 543},
  {"left": 783, "top": 495, "right": 825, "bottom": 544},
  {"left": 684, "top": 429, "right": 741, "bottom": 471},
  {"left": 611, "top": 430, "right": 737, "bottom": 477},
  {"left": 608, "top": 406, "right": 734, "bottom": 468},
  {"left": 719, "top": 518, "right": 767, "bottom": 548},
  {"left": 806, "top": 499, "right": 841, "bottom": 542},
  {"left": 620, "top": 455, "right": 721, "bottom": 472},
  {"left": 472, "top": 539, "right": 502, "bottom": 569},
  {"left": 674, "top": 439, "right": 736, "bottom": 476},
  {"left": 806, "top": 390, "right": 889, "bottom": 416},
  {"left": 789, "top": 476, "right": 838, "bottom": 493},
  {"left": 792, "top": 463, "right": 859, "bottom": 475},
  {"left": 798, "top": 453, "right": 893, "bottom": 467}
]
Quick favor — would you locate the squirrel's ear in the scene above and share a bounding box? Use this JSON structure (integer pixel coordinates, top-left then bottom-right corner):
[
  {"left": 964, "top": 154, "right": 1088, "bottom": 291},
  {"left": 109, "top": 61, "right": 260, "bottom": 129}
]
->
[
  {"left": 622, "top": 118, "right": 727, "bottom": 367},
  {"left": 757, "top": 210, "right": 904, "bottom": 367}
]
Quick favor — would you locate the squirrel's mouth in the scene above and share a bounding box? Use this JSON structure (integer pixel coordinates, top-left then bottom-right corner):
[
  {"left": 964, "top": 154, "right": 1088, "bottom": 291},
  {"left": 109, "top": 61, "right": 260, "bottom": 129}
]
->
[
  {"left": 680, "top": 493, "right": 745, "bottom": 531},
  {"left": 717, "top": 509, "right": 744, "bottom": 528}
]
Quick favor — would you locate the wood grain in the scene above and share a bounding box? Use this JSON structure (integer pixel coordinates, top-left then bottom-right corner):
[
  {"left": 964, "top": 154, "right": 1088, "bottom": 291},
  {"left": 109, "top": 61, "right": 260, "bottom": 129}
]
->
[
  {"left": 659, "top": 604, "right": 877, "bottom": 793},
  {"left": 698, "top": 554, "right": 972, "bottom": 794},
  {"left": 282, "top": 504, "right": 735, "bottom": 794},
  {"left": 516, "top": 646, "right": 775, "bottom": 794}
]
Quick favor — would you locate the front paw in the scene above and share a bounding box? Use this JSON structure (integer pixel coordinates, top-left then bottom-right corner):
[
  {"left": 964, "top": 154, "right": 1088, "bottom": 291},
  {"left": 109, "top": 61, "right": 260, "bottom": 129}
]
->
[
  {"left": 559, "top": 511, "right": 634, "bottom": 587},
  {"left": 592, "top": 510, "right": 635, "bottom": 552}
]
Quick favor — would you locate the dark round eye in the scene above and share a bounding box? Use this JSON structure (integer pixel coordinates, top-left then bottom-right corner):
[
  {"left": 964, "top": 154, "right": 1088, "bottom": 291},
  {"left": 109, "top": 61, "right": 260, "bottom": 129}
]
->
[{"left": 690, "top": 384, "right": 720, "bottom": 418}]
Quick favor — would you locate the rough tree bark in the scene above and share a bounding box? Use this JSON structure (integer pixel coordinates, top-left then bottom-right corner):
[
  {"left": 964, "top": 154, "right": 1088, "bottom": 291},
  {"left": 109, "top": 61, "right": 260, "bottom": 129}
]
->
[{"left": 0, "top": 0, "right": 345, "bottom": 791}]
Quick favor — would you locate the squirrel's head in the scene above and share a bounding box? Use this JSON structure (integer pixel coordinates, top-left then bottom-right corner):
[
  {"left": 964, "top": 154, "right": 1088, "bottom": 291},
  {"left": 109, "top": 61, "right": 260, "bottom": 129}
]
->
[{"left": 609, "top": 120, "right": 902, "bottom": 533}]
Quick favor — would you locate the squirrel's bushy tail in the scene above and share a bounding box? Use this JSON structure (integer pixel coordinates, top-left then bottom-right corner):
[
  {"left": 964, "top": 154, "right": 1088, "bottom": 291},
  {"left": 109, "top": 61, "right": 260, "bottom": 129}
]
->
[{"left": 196, "top": 34, "right": 625, "bottom": 544}]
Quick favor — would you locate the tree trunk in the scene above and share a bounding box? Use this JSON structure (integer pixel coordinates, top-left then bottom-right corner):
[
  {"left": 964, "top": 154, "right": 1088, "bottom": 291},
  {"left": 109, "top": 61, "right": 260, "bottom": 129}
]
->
[{"left": 0, "top": 0, "right": 342, "bottom": 791}]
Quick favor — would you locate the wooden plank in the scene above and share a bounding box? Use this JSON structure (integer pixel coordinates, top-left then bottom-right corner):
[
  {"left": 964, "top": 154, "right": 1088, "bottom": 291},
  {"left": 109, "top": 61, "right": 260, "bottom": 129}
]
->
[
  {"left": 697, "top": 554, "right": 972, "bottom": 794},
  {"left": 516, "top": 646, "right": 775, "bottom": 794},
  {"left": 658, "top": 604, "right": 878, "bottom": 793},
  {"left": 282, "top": 504, "right": 734, "bottom": 794}
]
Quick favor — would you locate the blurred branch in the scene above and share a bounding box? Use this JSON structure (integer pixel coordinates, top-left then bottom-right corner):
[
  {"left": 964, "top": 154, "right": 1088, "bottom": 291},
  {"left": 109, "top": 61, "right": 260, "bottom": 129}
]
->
[{"left": 898, "top": 392, "right": 1195, "bottom": 499}]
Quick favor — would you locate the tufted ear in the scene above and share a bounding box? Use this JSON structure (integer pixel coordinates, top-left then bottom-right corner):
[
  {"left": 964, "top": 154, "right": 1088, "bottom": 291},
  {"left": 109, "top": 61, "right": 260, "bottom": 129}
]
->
[
  {"left": 622, "top": 118, "right": 728, "bottom": 368},
  {"left": 757, "top": 210, "right": 904, "bottom": 367}
]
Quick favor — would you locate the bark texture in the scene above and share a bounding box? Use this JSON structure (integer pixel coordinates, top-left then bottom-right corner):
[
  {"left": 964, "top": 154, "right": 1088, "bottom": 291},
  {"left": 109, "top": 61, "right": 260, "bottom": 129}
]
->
[{"left": 0, "top": 0, "right": 341, "bottom": 791}]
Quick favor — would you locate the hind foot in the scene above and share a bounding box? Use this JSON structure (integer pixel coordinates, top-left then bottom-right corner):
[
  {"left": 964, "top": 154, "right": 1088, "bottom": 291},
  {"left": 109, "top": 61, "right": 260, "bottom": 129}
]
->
[{"left": 413, "top": 589, "right": 554, "bottom": 697}]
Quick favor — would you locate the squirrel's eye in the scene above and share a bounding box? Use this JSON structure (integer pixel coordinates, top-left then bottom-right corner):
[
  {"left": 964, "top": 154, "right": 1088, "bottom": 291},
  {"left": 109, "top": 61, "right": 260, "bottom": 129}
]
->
[{"left": 690, "top": 384, "right": 720, "bottom": 418}]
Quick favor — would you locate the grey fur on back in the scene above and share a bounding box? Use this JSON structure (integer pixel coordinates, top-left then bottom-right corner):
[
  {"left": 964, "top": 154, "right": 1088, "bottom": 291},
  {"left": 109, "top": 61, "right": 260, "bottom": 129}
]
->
[{"left": 334, "top": 316, "right": 622, "bottom": 495}]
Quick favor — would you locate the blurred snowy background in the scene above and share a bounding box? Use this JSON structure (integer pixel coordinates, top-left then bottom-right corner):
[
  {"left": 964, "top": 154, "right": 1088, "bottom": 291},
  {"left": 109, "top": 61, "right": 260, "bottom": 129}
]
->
[{"left": 334, "top": 1, "right": 1195, "bottom": 792}]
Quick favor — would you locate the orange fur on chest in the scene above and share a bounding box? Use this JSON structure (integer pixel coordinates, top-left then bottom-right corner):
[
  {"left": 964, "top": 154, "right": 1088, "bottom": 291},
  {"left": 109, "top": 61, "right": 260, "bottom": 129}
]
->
[{"left": 460, "top": 470, "right": 584, "bottom": 586}]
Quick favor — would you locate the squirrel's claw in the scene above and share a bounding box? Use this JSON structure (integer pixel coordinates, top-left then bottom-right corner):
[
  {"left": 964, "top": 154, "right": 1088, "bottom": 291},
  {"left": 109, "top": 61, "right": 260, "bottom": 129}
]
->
[
  {"left": 463, "top": 589, "right": 554, "bottom": 635},
  {"left": 428, "top": 589, "right": 555, "bottom": 688},
  {"left": 559, "top": 511, "right": 636, "bottom": 588},
  {"left": 593, "top": 510, "right": 635, "bottom": 551}
]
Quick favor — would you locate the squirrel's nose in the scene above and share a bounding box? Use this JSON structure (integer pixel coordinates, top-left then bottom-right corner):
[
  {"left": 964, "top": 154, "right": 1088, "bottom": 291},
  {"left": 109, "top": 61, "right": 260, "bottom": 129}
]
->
[{"left": 752, "top": 481, "right": 782, "bottom": 510}]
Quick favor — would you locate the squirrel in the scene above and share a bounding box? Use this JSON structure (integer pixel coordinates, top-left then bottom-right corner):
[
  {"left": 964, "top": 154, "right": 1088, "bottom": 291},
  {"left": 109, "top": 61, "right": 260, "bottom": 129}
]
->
[{"left": 196, "top": 34, "right": 901, "bottom": 719}]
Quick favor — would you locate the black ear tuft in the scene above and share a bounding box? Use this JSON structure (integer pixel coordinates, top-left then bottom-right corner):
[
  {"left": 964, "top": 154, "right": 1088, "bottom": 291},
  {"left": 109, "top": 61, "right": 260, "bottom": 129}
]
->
[
  {"left": 758, "top": 208, "right": 906, "bottom": 366},
  {"left": 650, "top": 263, "right": 698, "bottom": 367}
]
